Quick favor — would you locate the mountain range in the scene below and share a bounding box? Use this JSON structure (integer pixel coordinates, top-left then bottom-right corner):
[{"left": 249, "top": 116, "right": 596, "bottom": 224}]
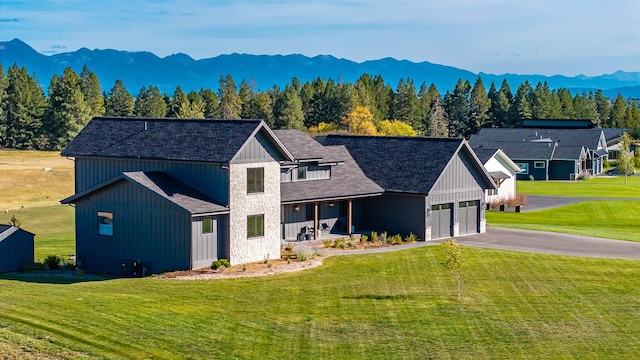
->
[{"left": 1, "top": 38, "right": 639, "bottom": 98}]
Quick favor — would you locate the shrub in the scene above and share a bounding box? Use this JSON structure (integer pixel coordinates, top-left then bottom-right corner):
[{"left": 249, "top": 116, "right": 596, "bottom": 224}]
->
[
  {"left": 211, "top": 259, "right": 231, "bottom": 270},
  {"left": 389, "top": 234, "right": 402, "bottom": 245},
  {"left": 379, "top": 231, "right": 388, "bottom": 244},
  {"left": 322, "top": 239, "right": 333, "bottom": 248},
  {"left": 347, "top": 240, "right": 356, "bottom": 248},
  {"left": 43, "top": 255, "right": 61, "bottom": 270},
  {"left": 33, "top": 262, "right": 46, "bottom": 271},
  {"left": 370, "top": 231, "right": 379, "bottom": 243},
  {"left": 360, "top": 234, "right": 369, "bottom": 243},
  {"left": 333, "top": 237, "right": 346, "bottom": 249},
  {"left": 295, "top": 244, "right": 314, "bottom": 261},
  {"left": 404, "top": 232, "right": 418, "bottom": 243}
]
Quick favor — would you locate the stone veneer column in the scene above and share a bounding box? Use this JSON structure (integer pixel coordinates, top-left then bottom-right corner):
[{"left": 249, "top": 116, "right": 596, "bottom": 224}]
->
[{"left": 228, "top": 161, "right": 281, "bottom": 265}]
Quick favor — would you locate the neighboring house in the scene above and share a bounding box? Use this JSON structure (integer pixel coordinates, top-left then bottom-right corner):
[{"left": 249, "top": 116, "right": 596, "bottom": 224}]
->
[
  {"left": 0, "top": 224, "right": 34, "bottom": 273},
  {"left": 61, "top": 117, "right": 295, "bottom": 275},
  {"left": 469, "top": 128, "right": 608, "bottom": 180},
  {"left": 602, "top": 128, "right": 630, "bottom": 161},
  {"left": 322, "top": 135, "right": 497, "bottom": 240},
  {"left": 274, "top": 130, "right": 383, "bottom": 241},
  {"left": 473, "top": 148, "right": 522, "bottom": 204}
]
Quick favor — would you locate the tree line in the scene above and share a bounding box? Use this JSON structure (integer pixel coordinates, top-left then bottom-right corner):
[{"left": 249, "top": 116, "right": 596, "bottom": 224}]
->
[{"left": 1, "top": 62, "right": 639, "bottom": 151}]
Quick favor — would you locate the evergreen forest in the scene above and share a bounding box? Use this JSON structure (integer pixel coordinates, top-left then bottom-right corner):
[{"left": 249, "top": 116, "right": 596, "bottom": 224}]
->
[{"left": 1, "top": 62, "right": 639, "bottom": 151}]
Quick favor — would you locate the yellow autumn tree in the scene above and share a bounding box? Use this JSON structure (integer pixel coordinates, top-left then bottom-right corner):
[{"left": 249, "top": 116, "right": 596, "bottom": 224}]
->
[
  {"left": 342, "top": 106, "right": 378, "bottom": 135},
  {"left": 376, "top": 119, "right": 417, "bottom": 136},
  {"left": 308, "top": 122, "right": 339, "bottom": 134}
]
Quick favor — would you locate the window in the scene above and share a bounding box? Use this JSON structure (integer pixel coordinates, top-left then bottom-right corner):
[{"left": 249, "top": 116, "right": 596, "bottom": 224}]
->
[
  {"left": 297, "top": 166, "right": 307, "bottom": 180},
  {"left": 98, "top": 211, "right": 113, "bottom": 236},
  {"left": 247, "top": 214, "right": 264, "bottom": 238},
  {"left": 247, "top": 167, "right": 264, "bottom": 193},
  {"left": 534, "top": 161, "right": 545, "bottom": 168},
  {"left": 202, "top": 218, "right": 214, "bottom": 234},
  {"left": 305, "top": 203, "right": 314, "bottom": 221},
  {"left": 516, "top": 163, "right": 529, "bottom": 174}
]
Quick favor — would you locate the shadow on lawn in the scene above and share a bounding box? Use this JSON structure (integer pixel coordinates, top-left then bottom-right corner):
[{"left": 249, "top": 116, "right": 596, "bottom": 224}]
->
[{"left": 0, "top": 270, "right": 114, "bottom": 284}]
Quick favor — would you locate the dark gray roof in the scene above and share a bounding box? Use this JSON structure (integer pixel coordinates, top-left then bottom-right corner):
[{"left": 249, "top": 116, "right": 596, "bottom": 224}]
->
[
  {"left": 61, "top": 171, "right": 228, "bottom": 215},
  {"left": 469, "top": 128, "right": 604, "bottom": 161},
  {"left": 472, "top": 148, "right": 499, "bottom": 164},
  {"left": 323, "top": 135, "right": 466, "bottom": 194},
  {"left": 602, "top": 128, "right": 628, "bottom": 142},
  {"left": 62, "top": 117, "right": 292, "bottom": 163},
  {"left": 272, "top": 130, "right": 383, "bottom": 203}
]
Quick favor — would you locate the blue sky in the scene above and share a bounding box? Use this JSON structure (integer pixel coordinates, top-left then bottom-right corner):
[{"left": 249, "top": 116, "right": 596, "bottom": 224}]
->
[{"left": 1, "top": 0, "right": 639, "bottom": 76}]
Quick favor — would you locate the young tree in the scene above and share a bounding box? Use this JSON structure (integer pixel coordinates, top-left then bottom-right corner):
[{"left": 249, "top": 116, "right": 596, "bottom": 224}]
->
[
  {"left": 617, "top": 132, "right": 635, "bottom": 184},
  {"left": 104, "top": 80, "right": 134, "bottom": 116},
  {"left": 442, "top": 239, "right": 466, "bottom": 301}
]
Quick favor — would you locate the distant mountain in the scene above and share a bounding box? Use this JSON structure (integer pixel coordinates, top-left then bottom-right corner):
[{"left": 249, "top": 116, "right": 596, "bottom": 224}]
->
[{"left": 1, "top": 38, "right": 639, "bottom": 98}]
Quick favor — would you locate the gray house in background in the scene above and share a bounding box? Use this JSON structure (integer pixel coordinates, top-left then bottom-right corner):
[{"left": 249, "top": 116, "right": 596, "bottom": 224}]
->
[
  {"left": 322, "top": 135, "right": 496, "bottom": 240},
  {"left": 0, "top": 224, "right": 34, "bottom": 273},
  {"left": 61, "top": 117, "right": 294, "bottom": 275},
  {"left": 469, "top": 128, "right": 608, "bottom": 180}
]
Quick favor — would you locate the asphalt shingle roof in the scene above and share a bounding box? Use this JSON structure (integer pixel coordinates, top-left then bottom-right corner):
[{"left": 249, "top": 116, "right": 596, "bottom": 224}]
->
[
  {"left": 61, "top": 117, "right": 268, "bottom": 163},
  {"left": 323, "top": 135, "right": 464, "bottom": 194},
  {"left": 273, "top": 131, "right": 383, "bottom": 203},
  {"left": 123, "top": 172, "right": 228, "bottom": 215}
]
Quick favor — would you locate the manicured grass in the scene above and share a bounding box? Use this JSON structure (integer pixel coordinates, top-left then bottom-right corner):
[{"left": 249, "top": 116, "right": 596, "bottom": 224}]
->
[
  {"left": 487, "top": 200, "right": 640, "bottom": 241},
  {"left": 1, "top": 247, "right": 640, "bottom": 359},
  {"left": 516, "top": 176, "right": 640, "bottom": 198}
]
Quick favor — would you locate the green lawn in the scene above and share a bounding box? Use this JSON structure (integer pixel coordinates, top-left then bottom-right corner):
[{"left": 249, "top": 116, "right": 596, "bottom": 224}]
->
[
  {"left": 516, "top": 176, "right": 640, "bottom": 197},
  {"left": 487, "top": 200, "right": 640, "bottom": 241},
  {"left": 1, "top": 205, "right": 75, "bottom": 261},
  {"left": 2, "top": 247, "right": 640, "bottom": 359}
]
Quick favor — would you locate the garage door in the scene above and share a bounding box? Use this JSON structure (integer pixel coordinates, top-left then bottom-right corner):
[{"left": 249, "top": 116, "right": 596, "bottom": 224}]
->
[
  {"left": 458, "top": 200, "right": 479, "bottom": 235},
  {"left": 430, "top": 203, "right": 452, "bottom": 239}
]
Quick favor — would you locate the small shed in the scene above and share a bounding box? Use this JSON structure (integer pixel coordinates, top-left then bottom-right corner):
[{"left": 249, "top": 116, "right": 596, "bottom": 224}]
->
[{"left": 0, "top": 224, "right": 35, "bottom": 273}]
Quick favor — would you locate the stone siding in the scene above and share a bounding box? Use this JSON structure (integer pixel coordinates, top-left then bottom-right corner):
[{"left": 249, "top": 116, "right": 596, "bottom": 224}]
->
[{"left": 228, "top": 161, "right": 281, "bottom": 265}]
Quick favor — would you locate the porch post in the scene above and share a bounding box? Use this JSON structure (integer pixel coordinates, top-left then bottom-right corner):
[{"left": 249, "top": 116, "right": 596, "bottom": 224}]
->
[
  {"left": 347, "top": 199, "right": 353, "bottom": 235},
  {"left": 314, "top": 202, "right": 319, "bottom": 240}
]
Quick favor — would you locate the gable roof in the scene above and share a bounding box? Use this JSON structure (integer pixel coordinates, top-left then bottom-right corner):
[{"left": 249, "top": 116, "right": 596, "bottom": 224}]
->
[
  {"left": 473, "top": 148, "right": 523, "bottom": 176},
  {"left": 323, "top": 135, "right": 486, "bottom": 194},
  {"left": 61, "top": 117, "right": 294, "bottom": 163},
  {"left": 61, "top": 171, "right": 228, "bottom": 215},
  {"left": 0, "top": 224, "right": 35, "bottom": 238},
  {"left": 272, "top": 131, "right": 383, "bottom": 203},
  {"left": 469, "top": 128, "right": 606, "bottom": 161}
]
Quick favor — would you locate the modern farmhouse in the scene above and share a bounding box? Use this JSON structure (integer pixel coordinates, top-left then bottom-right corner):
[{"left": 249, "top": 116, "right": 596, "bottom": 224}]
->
[{"left": 61, "top": 117, "right": 496, "bottom": 275}]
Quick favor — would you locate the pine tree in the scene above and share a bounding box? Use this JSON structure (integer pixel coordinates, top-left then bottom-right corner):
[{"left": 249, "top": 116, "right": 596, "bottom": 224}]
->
[
  {"left": 273, "top": 84, "right": 305, "bottom": 130},
  {"left": 43, "top": 67, "right": 91, "bottom": 150},
  {"left": 218, "top": 74, "right": 242, "bottom": 120},
  {"left": 609, "top": 94, "right": 627, "bottom": 128},
  {"left": 509, "top": 81, "right": 533, "bottom": 126},
  {"left": 104, "top": 80, "right": 134, "bottom": 116},
  {"left": 391, "top": 78, "right": 420, "bottom": 133},
  {"left": 530, "top": 82, "right": 551, "bottom": 119},
  {"left": 417, "top": 82, "right": 437, "bottom": 136},
  {"left": 2, "top": 65, "right": 46, "bottom": 149},
  {"left": 469, "top": 77, "right": 491, "bottom": 134},
  {"left": 199, "top": 88, "right": 219, "bottom": 118},
  {"left": 430, "top": 97, "right": 449, "bottom": 137},
  {"left": 444, "top": 79, "right": 471, "bottom": 137},
  {"left": 79, "top": 65, "right": 105, "bottom": 117},
  {"left": 167, "top": 85, "right": 188, "bottom": 118},
  {"left": 134, "top": 85, "right": 167, "bottom": 117},
  {"left": 594, "top": 90, "right": 610, "bottom": 127},
  {"left": 0, "top": 64, "right": 8, "bottom": 146}
]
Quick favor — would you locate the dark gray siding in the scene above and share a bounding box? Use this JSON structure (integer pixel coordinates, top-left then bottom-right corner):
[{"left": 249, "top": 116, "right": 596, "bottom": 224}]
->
[
  {"left": 74, "top": 180, "right": 192, "bottom": 275},
  {"left": 281, "top": 165, "right": 331, "bottom": 183},
  {"left": 359, "top": 194, "right": 426, "bottom": 239},
  {"left": 0, "top": 229, "right": 34, "bottom": 273},
  {"left": 75, "top": 157, "right": 229, "bottom": 204},
  {"left": 234, "top": 132, "right": 282, "bottom": 163},
  {"left": 549, "top": 160, "right": 577, "bottom": 180},
  {"left": 514, "top": 160, "right": 547, "bottom": 180}
]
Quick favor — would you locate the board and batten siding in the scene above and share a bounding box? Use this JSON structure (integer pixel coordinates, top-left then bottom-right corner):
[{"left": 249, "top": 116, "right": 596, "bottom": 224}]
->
[
  {"left": 235, "top": 133, "right": 285, "bottom": 163},
  {"left": 281, "top": 202, "right": 342, "bottom": 240},
  {"left": 0, "top": 228, "right": 34, "bottom": 273},
  {"left": 359, "top": 194, "right": 426, "bottom": 240},
  {"left": 74, "top": 180, "right": 192, "bottom": 275},
  {"left": 191, "top": 215, "right": 228, "bottom": 269},
  {"left": 74, "top": 157, "right": 229, "bottom": 204}
]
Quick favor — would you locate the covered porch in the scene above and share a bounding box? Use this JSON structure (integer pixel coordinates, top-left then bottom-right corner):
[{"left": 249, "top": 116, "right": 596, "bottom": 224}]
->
[{"left": 281, "top": 199, "right": 358, "bottom": 241}]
